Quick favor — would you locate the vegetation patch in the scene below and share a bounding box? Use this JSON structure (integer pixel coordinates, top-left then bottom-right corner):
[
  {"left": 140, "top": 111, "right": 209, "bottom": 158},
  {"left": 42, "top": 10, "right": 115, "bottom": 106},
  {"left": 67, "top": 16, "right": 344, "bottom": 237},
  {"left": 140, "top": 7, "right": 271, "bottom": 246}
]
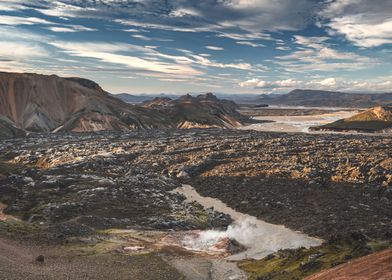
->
[{"left": 239, "top": 233, "right": 392, "bottom": 280}]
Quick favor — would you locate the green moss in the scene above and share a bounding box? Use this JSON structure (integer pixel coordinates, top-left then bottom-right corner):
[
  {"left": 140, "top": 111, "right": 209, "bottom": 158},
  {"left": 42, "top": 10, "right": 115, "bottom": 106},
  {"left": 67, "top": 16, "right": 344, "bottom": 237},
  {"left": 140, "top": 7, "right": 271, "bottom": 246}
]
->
[
  {"left": 239, "top": 237, "right": 390, "bottom": 280},
  {"left": 0, "top": 220, "right": 43, "bottom": 237}
]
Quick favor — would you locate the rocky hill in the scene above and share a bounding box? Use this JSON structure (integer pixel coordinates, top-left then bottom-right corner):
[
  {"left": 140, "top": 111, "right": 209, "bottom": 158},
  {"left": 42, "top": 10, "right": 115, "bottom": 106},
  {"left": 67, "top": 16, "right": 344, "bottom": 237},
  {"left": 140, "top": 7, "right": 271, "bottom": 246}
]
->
[
  {"left": 0, "top": 72, "right": 247, "bottom": 135},
  {"left": 254, "top": 89, "right": 392, "bottom": 108},
  {"left": 312, "top": 106, "right": 392, "bottom": 132},
  {"left": 142, "top": 93, "right": 245, "bottom": 128}
]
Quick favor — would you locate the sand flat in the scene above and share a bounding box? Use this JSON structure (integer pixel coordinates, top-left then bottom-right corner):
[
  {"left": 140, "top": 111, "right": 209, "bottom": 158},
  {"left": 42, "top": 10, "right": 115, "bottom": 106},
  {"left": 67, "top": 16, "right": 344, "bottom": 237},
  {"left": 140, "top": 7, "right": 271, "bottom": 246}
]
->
[{"left": 240, "top": 110, "right": 358, "bottom": 133}]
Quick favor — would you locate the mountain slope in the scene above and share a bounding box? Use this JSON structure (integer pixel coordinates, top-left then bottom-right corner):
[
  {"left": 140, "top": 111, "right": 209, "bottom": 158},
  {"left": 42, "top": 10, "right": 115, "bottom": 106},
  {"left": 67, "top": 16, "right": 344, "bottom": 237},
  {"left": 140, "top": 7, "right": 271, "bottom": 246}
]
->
[
  {"left": 0, "top": 72, "right": 247, "bottom": 135},
  {"left": 0, "top": 116, "right": 25, "bottom": 139},
  {"left": 0, "top": 72, "right": 158, "bottom": 132},
  {"left": 254, "top": 89, "right": 392, "bottom": 108},
  {"left": 312, "top": 106, "right": 392, "bottom": 132}
]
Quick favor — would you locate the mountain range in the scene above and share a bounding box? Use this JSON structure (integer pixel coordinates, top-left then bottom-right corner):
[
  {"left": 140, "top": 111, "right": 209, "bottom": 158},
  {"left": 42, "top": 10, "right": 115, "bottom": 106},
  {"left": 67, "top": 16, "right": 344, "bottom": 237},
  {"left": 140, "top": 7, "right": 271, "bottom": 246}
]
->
[
  {"left": 252, "top": 89, "right": 392, "bottom": 108},
  {"left": 116, "top": 89, "right": 392, "bottom": 108},
  {"left": 0, "top": 72, "right": 247, "bottom": 135}
]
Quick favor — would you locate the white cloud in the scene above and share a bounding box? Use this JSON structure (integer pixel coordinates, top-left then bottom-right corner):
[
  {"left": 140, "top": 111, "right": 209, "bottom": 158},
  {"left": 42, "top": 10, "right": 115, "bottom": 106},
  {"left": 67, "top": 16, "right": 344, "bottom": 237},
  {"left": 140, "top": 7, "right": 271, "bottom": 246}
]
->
[
  {"left": 236, "top": 41, "right": 266, "bottom": 48},
  {"left": 216, "top": 31, "right": 273, "bottom": 41},
  {"left": 274, "top": 35, "right": 376, "bottom": 72},
  {"left": 50, "top": 41, "right": 203, "bottom": 77},
  {"left": 294, "top": 35, "right": 329, "bottom": 49},
  {"left": 46, "top": 25, "right": 97, "bottom": 32},
  {"left": 319, "top": 0, "right": 392, "bottom": 47},
  {"left": 239, "top": 78, "right": 268, "bottom": 88},
  {"left": 27, "top": 0, "right": 316, "bottom": 42},
  {"left": 189, "top": 54, "right": 252, "bottom": 70},
  {"left": 0, "top": 42, "right": 48, "bottom": 59},
  {"left": 0, "top": 15, "right": 52, "bottom": 26},
  {"left": 0, "top": 0, "right": 25, "bottom": 11},
  {"left": 205, "top": 46, "right": 224, "bottom": 51},
  {"left": 276, "top": 46, "right": 291, "bottom": 51},
  {"left": 314, "top": 77, "right": 337, "bottom": 87},
  {"left": 239, "top": 76, "right": 392, "bottom": 92},
  {"left": 169, "top": 8, "right": 200, "bottom": 18},
  {"left": 131, "top": 34, "right": 151, "bottom": 41}
]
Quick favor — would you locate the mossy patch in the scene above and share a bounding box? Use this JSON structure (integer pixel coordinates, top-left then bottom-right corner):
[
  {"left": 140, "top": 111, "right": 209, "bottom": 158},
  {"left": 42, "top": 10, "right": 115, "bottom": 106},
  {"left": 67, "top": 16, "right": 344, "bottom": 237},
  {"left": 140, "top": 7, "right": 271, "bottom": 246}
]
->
[
  {"left": 0, "top": 219, "right": 44, "bottom": 238},
  {"left": 239, "top": 234, "right": 392, "bottom": 280}
]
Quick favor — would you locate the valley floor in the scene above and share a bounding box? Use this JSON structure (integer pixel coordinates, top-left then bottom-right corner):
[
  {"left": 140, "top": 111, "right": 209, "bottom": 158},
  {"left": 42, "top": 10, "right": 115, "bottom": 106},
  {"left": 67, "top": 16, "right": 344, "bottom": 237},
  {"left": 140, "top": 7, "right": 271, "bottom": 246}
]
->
[{"left": 239, "top": 108, "right": 358, "bottom": 133}]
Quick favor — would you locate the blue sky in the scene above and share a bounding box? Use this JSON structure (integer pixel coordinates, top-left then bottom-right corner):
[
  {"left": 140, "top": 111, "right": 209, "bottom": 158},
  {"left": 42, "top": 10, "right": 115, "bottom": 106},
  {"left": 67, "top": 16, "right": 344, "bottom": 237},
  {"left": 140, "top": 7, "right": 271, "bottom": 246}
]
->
[{"left": 0, "top": 0, "right": 391, "bottom": 94}]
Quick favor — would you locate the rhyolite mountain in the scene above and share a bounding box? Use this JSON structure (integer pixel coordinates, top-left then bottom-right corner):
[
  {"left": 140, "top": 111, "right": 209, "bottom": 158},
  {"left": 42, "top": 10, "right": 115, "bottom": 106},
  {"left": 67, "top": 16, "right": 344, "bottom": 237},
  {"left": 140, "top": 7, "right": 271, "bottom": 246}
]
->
[
  {"left": 312, "top": 106, "right": 392, "bottom": 133},
  {"left": 0, "top": 72, "right": 247, "bottom": 134},
  {"left": 253, "top": 89, "right": 392, "bottom": 108}
]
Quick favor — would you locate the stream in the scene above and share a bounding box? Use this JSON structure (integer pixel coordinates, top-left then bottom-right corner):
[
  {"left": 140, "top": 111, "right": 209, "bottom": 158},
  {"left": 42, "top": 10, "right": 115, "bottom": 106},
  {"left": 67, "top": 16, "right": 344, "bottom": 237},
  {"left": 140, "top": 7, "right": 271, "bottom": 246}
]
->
[{"left": 174, "top": 184, "right": 323, "bottom": 261}]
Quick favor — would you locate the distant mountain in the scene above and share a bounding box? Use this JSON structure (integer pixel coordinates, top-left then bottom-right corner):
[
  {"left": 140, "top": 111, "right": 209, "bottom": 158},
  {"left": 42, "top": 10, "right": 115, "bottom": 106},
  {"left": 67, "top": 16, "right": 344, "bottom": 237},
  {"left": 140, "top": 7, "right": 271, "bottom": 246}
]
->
[
  {"left": 114, "top": 92, "right": 262, "bottom": 104},
  {"left": 253, "top": 89, "right": 392, "bottom": 108},
  {"left": 142, "top": 93, "right": 246, "bottom": 128},
  {"left": 114, "top": 93, "right": 181, "bottom": 104},
  {"left": 312, "top": 106, "right": 392, "bottom": 133},
  {"left": 0, "top": 72, "right": 247, "bottom": 136}
]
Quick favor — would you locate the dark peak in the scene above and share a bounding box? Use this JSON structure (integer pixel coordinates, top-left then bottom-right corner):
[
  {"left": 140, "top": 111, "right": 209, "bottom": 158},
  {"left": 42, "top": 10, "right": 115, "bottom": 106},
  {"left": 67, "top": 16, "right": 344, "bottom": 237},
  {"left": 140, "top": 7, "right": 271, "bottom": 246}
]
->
[
  {"left": 178, "top": 93, "right": 196, "bottom": 102},
  {"left": 65, "top": 77, "right": 104, "bottom": 92},
  {"left": 142, "top": 96, "right": 173, "bottom": 108},
  {"left": 197, "top": 92, "right": 218, "bottom": 101}
]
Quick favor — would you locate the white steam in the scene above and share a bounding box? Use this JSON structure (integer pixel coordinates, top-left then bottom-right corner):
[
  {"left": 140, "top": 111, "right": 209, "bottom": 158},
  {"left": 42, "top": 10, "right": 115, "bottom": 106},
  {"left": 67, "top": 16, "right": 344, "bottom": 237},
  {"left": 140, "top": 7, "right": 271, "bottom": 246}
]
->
[
  {"left": 175, "top": 185, "right": 323, "bottom": 261},
  {"left": 182, "top": 217, "right": 321, "bottom": 260}
]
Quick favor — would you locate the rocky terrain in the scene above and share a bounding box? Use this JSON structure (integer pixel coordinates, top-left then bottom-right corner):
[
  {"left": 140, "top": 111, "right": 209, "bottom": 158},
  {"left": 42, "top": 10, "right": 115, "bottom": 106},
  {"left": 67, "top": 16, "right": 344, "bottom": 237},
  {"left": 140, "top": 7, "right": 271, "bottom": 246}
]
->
[
  {"left": 313, "top": 106, "right": 392, "bottom": 133},
  {"left": 0, "top": 128, "right": 391, "bottom": 278},
  {"left": 253, "top": 89, "right": 392, "bottom": 108},
  {"left": 0, "top": 72, "right": 248, "bottom": 134}
]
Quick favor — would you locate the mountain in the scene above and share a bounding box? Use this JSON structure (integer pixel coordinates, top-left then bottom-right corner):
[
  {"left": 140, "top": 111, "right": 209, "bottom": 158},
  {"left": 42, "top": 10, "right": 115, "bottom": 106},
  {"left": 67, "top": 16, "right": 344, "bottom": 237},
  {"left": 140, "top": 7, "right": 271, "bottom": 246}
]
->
[
  {"left": 0, "top": 72, "right": 171, "bottom": 133},
  {"left": 113, "top": 93, "right": 180, "bottom": 104},
  {"left": 312, "top": 106, "right": 392, "bottom": 133},
  {"left": 0, "top": 72, "right": 247, "bottom": 135},
  {"left": 253, "top": 89, "right": 392, "bottom": 108},
  {"left": 114, "top": 92, "right": 262, "bottom": 104},
  {"left": 142, "top": 93, "right": 246, "bottom": 128}
]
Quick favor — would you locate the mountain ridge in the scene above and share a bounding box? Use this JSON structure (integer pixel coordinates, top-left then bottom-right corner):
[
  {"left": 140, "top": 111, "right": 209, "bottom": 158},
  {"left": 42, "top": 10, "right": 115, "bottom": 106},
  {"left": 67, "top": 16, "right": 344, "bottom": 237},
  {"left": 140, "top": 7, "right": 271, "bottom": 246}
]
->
[{"left": 253, "top": 89, "right": 392, "bottom": 108}]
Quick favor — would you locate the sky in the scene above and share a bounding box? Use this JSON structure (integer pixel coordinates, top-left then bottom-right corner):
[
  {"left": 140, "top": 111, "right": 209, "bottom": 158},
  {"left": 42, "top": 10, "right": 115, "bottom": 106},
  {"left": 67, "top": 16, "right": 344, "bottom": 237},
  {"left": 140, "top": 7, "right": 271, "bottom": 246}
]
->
[{"left": 0, "top": 0, "right": 391, "bottom": 94}]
